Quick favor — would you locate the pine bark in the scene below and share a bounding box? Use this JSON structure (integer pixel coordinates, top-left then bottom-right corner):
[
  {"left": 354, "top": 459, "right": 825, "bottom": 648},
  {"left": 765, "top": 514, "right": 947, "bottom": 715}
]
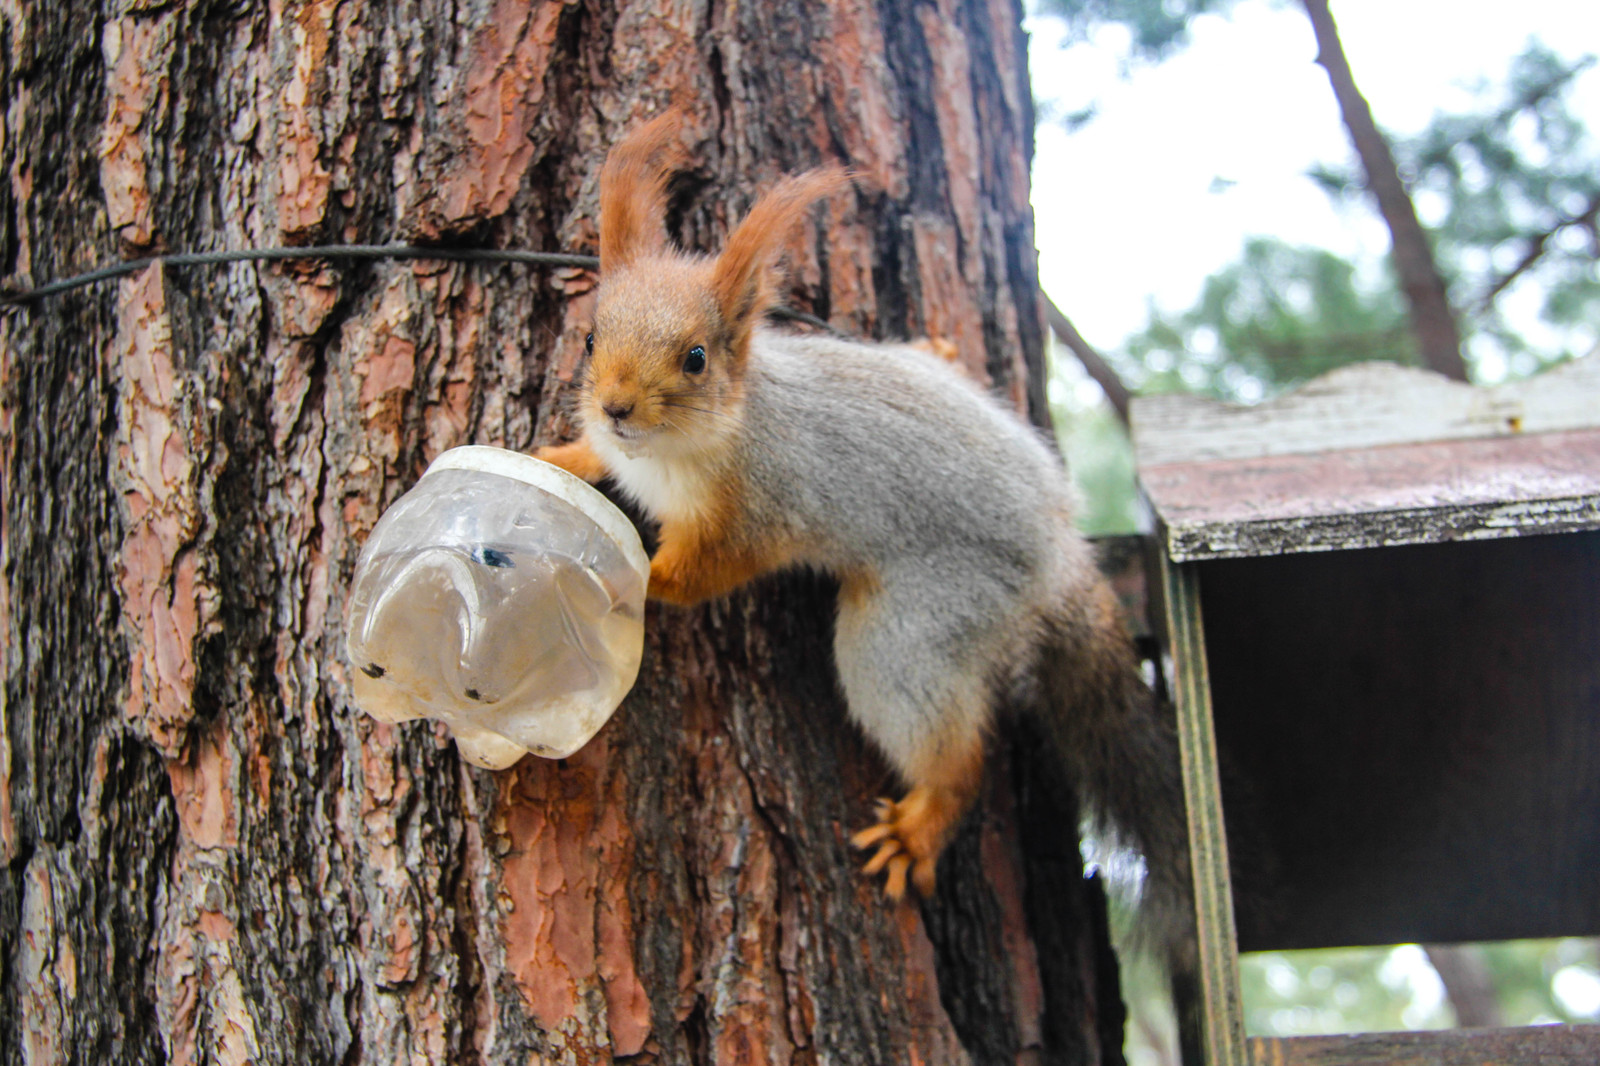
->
[{"left": 1, "top": 1, "right": 1120, "bottom": 1062}]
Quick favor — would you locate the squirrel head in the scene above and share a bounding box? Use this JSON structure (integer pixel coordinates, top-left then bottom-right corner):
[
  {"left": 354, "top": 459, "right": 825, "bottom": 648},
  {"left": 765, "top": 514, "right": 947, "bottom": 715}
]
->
[{"left": 580, "top": 110, "right": 848, "bottom": 458}]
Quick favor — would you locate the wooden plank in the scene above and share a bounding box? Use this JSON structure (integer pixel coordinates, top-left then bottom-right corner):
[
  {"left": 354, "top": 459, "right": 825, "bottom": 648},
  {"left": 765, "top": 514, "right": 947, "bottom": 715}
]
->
[
  {"left": 1159, "top": 554, "right": 1248, "bottom": 1066},
  {"left": 1248, "top": 1024, "right": 1600, "bottom": 1066},
  {"left": 1132, "top": 357, "right": 1600, "bottom": 468},
  {"left": 1140, "top": 429, "right": 1600, "bottom": 562}
]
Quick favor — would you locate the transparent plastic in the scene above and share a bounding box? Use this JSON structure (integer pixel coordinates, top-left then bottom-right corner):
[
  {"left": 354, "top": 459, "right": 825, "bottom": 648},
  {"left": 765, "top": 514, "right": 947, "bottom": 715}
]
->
[{"left": 345, "top": 446, "right": 648, "bottom": 768}]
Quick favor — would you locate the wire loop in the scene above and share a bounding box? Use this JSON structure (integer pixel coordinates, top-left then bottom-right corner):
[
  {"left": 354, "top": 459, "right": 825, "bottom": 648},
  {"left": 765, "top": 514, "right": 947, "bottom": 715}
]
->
[
  {"left": 0, "top": 242, "right": 837, "bottom": 332},
  {"left": 0, "top": 244, "right": 602, "bottom": 305}
]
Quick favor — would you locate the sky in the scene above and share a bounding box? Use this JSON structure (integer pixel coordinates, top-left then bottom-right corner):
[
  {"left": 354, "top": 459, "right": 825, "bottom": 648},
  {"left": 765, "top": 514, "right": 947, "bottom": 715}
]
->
[{"left": 1028, "top": 0, "right": 1600, "bottom": 381}]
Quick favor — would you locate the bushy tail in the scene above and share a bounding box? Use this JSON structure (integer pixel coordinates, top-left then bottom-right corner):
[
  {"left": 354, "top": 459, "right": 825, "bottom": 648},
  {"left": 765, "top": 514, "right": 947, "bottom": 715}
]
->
[{"left": 1037, "top": 568, "right": 1197, "bottom": 979}]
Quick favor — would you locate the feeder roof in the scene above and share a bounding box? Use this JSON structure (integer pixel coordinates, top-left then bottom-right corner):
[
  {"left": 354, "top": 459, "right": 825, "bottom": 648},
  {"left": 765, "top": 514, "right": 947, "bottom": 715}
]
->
[{"left": 1132, "top": 358, "right": 1600, "bottom": 562}]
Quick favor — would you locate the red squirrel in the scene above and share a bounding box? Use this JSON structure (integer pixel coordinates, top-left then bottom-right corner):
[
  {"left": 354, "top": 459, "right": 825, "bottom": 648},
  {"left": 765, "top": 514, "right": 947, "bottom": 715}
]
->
[{"left": 536, "top": 112, "right": 1192, "bottom": 966}]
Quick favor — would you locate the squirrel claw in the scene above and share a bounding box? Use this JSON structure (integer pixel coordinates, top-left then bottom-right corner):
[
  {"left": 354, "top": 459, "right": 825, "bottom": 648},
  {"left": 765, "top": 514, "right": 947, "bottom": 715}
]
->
[
  {"left": 850, "top": 821, "right": 896, "bottom": 850},
  {"left": 884, "top": 854, "right": 912, "bottom": 900},
  {"left": 861, "top": 838, "right": 902, "bottom": 876},
  {"left": 851, "top": 787, "right": 952, "bottom": 901}
]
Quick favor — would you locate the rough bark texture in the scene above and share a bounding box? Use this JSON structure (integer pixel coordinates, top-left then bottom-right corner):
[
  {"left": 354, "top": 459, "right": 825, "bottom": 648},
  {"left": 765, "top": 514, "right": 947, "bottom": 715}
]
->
[
  {"left": 0, "top": 1, "right": 1118, "bottom": 1062},
  {"left": 1299, "top": 0, "right": 1469, "bottom": 383}
]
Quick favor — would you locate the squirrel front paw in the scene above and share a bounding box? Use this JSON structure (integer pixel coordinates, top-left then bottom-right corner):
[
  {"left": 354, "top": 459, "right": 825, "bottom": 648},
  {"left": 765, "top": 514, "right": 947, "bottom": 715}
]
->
[
  {"left": 646, "top": 534, "right": 773, "bottom": 607},
  {"left": 850, "top": 787, "right": 965, "bottom": 900},
  {"left": 533, "top": 441, "right": 607, "bottom": 483}
]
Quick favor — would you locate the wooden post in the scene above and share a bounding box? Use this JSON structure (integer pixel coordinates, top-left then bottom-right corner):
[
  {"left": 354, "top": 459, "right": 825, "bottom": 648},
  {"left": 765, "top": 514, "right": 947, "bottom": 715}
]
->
[{"left": 1158, "top": 552, "right": 1247, "bottom": 1066}]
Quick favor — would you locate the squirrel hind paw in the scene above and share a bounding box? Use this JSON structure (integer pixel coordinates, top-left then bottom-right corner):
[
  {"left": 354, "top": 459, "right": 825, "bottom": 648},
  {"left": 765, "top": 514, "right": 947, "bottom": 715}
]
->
[{"left": 850, "top": 789, "right": 954, "bottom": 900}]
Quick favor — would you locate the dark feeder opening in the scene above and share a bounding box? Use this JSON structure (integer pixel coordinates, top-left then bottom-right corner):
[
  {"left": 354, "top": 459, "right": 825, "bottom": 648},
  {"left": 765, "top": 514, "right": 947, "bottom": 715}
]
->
[{"left": 1205, "top": 532, "right": 1600, "bottom": 952}]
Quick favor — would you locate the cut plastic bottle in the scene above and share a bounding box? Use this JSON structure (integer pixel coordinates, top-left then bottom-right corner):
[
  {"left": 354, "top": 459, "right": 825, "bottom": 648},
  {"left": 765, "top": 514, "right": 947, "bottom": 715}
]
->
[{"left": 345, "top": 446, "right": 648, "bottom": 768}]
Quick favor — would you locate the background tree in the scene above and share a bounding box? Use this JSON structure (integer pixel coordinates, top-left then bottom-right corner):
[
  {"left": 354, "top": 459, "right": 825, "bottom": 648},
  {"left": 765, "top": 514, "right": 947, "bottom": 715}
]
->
[
  {"left": 0, "top": 2, "right": 1126, "bottom": 1061},
  {"left": 1033, "top": 0, "right": 1600, "bottom": 1045},
  {"left": 1038, "top": 0, "right": 1470, "bottom": 379},
  {"left": 1066, "top": 36, "right": 1600, "bottom": 409},
  {"left": 1111, "top": 237, "right": 1412, "bottom": 402},
  {"left": 1313, "top": 42, "right": 1600, "bottom": 379},
  {"left": 1036, "top": 2, "right": 1599, "bottom": 388},
  {"left": 1295, "top": 0, "right": 1466, "bottom": 379},
  {"left": 1058, "top": 42, "right": 1600, "bottom": 418}
]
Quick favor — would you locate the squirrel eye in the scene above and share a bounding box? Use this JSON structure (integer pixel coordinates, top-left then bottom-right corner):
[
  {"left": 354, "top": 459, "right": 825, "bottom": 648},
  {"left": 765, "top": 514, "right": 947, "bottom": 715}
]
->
[
  {"left": 683, "top": 345, "right": 707, "bottom": 374},
  {"left": 584, "top": 332, "right": 595, "bottom": 356}
]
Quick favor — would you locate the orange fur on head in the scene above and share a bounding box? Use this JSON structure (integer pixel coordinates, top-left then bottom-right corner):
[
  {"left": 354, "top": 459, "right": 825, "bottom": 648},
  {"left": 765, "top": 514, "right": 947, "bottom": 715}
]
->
[
  {"left": 711, "top": 167, "right": 853, "bottom": 348},
  {"left": 599, "top": 110, "right": 688, "bottom": 272}
]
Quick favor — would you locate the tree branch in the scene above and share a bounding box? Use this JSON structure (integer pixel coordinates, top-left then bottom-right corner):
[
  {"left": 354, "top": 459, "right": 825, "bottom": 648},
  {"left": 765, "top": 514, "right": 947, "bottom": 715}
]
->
[
  {"left": 1299, "top": 0, "right": 1469, "bottom": 381},
  {"left": 1043, "top": 291, "right": 1133, "bottom": 426},
  {"left": 1474, "top": 190, "right": 1600, "bottom": 316},
  {"left": 1416, "top": 55, "right": 1597, "bottom": 170}
]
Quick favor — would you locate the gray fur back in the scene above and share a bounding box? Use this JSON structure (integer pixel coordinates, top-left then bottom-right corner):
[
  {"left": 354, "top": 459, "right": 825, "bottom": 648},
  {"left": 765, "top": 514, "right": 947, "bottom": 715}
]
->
[{"left": 739, "top": 329, "right": 1079, "bottom": 587}]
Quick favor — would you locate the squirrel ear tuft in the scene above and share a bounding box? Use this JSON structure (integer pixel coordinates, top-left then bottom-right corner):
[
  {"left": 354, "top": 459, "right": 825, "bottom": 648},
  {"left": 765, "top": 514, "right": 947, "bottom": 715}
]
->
[
  {"left": 711, "top": 166, "right": 852, "bottom": 334},
  {"left": 599, "top": 110, "right": 687, "bottom": 272}
]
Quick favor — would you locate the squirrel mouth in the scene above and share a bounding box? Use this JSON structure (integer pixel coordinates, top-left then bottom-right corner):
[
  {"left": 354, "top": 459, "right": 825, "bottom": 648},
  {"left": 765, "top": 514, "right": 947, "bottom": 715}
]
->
[
  {"left": 604, "top": 421, "right": 656, "bottom": 447},
  {"left": 609, "top": 422, "right": 645, "bottom": 439}
]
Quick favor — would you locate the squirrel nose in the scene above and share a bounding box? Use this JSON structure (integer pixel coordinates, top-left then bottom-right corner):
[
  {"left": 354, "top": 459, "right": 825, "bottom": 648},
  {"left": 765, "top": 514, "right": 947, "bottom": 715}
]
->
[{"left": 602, "top": 400, "right": 634, "bottom": 422}]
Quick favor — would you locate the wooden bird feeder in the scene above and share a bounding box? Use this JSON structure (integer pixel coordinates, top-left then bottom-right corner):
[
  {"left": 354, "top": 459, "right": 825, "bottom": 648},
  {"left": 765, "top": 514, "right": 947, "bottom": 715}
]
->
[{"left": 1132, "top": 358, "right": 1600, "bottom": 1066}]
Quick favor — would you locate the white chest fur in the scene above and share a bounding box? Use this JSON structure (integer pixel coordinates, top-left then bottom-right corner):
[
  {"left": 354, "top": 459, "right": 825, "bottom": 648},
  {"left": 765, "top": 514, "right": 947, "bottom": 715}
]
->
[{"left": 590, "top": 434, "right": 718, "bottom": 524}]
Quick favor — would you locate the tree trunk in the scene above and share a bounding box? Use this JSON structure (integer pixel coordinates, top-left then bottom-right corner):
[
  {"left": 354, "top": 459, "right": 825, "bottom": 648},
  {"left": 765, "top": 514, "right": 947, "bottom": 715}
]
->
[
  {"left": 1299, "top": 0, "right": 1469, "bottom": 382},
  {"left": 0, "top": 1, "right": 1120, "bottom": 1062},
  {"left": 1424, "top": 944, "right": 1504, "bottom": 1030}
]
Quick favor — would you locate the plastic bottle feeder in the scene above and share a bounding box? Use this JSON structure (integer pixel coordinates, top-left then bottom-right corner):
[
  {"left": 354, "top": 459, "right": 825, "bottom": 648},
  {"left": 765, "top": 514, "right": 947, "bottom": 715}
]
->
[{"left": 345, "top": 446, "right": 649, "bottom": 768}]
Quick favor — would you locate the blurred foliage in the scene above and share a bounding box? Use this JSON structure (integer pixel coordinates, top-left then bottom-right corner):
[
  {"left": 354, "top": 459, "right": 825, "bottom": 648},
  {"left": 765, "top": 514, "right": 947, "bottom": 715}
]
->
[
  {"left": 1067, "top": 41, "right": 1600, "bottom": 398},
  {"left": 1044, "top": 32, "right": 1598, "bottom": 536},
  {"left": 1114, "top": 929, "right": 1600, "bottom": 1063},
  {"left": 1033, "top": 0, "right": 1241, "bottom": 61},
  {"left": 1037, "top": 12, "right": 1600, "bottom": 381},
  {"left": 1107, "top": 237, "right": 1416, "bottom": 403},
  {"left": 1480, "top": 938, "right": 1600, "bottom": 1025},
  {"left": 1311, "top": 43, "right": 1600, "bottom": 379},
  {"left": 1049, "top": 237, "right": 1421, "bottom": 533},
  {"left": 1046, "top": 337, "right": 1143, "bottom": 535},
  {"left": 1241, "top": 946, "right": 1451, "bottom": 1036},
  {"left": 1239, "top": 940, "right": 1600, "bottom": 1037}
]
